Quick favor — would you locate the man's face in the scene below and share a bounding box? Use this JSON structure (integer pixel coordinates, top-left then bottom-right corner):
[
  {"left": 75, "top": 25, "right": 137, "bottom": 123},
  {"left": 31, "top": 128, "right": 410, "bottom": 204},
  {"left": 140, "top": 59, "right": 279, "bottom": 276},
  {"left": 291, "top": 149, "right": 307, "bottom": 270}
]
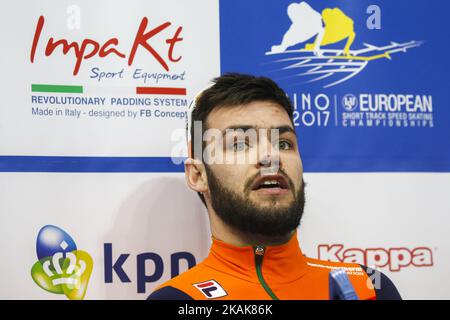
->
[{"left": 202, "top": 101, "right": 305, "bottom": 237}]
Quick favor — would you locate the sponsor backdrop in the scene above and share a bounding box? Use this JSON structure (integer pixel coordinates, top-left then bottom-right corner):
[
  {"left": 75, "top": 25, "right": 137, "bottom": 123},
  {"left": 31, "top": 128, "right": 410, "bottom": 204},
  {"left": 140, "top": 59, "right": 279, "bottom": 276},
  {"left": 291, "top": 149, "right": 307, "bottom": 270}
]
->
[{"left": 0, "top": 0, "right": 448, "bottom": 299}]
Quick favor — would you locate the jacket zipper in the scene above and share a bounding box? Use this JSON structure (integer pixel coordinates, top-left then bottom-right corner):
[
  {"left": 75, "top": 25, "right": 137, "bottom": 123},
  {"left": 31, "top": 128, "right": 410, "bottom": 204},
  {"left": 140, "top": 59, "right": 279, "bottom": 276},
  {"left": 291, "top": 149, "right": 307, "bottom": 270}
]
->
[{"left": 254, "top": 246, "right": 279, "bottom": 300}]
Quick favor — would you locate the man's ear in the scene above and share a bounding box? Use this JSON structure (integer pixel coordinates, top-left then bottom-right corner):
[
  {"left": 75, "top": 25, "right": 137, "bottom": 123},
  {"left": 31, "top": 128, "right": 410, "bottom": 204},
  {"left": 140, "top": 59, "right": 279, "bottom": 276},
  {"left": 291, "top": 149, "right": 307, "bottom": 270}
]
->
[{"left": 185, "top": 158, "right": 208, "bottom": 193}]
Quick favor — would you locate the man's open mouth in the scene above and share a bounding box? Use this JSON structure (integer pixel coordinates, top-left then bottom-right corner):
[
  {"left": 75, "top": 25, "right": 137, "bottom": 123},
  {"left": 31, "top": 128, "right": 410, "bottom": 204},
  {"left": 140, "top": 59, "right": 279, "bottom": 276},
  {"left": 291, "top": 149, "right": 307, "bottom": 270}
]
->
[{"left": 251, "top": 175, "right": 289, "bottom": 193}]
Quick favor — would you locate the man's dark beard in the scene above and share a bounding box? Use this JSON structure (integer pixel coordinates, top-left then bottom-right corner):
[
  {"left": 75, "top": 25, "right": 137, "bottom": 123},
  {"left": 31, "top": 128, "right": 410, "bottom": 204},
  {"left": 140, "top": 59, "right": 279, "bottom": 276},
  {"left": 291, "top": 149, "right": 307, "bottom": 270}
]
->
[{"left": 205, "top": 166, "right": 305, "bottom": 237}]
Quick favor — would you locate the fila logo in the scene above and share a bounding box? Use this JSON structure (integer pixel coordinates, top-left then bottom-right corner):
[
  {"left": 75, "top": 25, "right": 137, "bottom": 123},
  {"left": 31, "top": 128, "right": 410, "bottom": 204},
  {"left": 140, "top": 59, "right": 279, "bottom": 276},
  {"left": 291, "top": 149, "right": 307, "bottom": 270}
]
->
[{"left": 193, "top": 280, "right": 227, "bottom": 299}]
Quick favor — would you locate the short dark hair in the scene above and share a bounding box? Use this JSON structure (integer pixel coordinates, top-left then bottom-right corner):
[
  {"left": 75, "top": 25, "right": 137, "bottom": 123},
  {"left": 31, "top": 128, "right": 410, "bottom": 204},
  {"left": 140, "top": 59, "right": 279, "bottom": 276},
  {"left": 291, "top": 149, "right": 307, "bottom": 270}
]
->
[{"left": 188, "top": 73, "right": 295, "bottom": 206}]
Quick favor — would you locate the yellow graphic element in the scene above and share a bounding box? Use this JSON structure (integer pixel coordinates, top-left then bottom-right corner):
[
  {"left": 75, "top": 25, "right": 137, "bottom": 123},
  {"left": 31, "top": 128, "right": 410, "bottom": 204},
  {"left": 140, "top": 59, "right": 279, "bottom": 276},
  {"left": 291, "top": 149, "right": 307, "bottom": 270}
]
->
[
  {"left": 267, "top": 2, "right": 423, "bottom": 88},
  {"left": 322, "top": 52, "right": 392, "bottom": 61},
  {"left": 304, "top": 8, "right": 356, "bottom": 56},
  {"left": 271, "top": 2, "right": 358, "bottom": 56},
  {"left": 31, "top": 249, "right": 93, "bottom": 300},
  {"left": 63, "top": 250, "right": 93, "bottom": 300}
]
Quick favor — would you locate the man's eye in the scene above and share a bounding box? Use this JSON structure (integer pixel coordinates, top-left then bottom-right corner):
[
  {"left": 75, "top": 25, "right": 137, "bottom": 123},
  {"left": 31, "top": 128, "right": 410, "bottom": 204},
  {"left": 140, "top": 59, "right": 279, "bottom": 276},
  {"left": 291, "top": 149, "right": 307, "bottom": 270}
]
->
[
  {"left": 233, "top": 141, "right": 248, "bottom": 151},
  {"left": 278, "top": 140, "right": 293, "bottom": 150}
]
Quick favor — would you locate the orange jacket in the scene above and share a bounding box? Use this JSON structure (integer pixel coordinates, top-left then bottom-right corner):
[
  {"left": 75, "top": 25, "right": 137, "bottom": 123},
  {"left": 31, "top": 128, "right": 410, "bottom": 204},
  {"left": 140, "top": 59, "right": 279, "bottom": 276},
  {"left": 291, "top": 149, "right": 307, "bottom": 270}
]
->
[{"left": 148, "top": 235, "right": 401, "bottom": 300}]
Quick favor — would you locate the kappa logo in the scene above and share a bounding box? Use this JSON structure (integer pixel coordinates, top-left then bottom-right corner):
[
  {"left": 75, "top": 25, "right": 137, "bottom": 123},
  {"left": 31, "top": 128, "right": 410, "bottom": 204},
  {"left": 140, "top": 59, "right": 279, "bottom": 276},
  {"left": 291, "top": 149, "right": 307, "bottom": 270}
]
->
[
  {"left": 193, "top": 280, "right": 228, "bottom": 299},
  {"left": 30, "top": 225, "right": 93, "bottom": 300},
  {"left": 266, "top": 1, "right": 422, "bottom": 88},
  {"left": 318, "top": 244, "right": 434, "bottom": 272}
]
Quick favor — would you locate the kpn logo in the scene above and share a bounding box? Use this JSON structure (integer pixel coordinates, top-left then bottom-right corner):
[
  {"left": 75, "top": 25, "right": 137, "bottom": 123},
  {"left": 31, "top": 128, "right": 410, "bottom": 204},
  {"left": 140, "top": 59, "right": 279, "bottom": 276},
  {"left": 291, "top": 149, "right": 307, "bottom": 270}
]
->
[{"left": 30, "top": 225, "right": 93, "bottom": 300}]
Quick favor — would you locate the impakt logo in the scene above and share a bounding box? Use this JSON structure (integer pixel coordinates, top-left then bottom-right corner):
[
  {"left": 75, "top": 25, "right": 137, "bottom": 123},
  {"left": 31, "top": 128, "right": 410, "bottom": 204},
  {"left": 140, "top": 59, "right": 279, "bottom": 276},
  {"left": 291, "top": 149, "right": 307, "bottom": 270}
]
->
[
  {"left": 31, "top": 225, "right": 93, "bottom": 300},
  {"left": 30, "top": 15, "right": 183, "bottom": 76}
]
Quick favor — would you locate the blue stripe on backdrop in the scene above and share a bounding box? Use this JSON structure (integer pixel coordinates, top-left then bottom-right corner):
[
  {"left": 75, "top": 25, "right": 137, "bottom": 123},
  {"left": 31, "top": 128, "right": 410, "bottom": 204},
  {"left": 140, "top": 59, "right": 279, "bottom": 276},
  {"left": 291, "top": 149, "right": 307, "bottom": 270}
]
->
[
  {"left": 0, "top": 156, "right": 447, "bottom": 173},
  {"left": 0, "top": 156, "right": 185, "bottom": 173}
]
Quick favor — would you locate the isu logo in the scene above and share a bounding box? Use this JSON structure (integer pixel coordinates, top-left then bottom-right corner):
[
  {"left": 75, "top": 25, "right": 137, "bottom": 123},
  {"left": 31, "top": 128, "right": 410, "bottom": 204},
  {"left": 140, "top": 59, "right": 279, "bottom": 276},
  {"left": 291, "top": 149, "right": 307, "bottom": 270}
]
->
[
  {"left": 318, "top": 244, "right": 434, "bottom": 272},
  {"left": 193, "top": 280, "right": 228, "bottom": 299},
  {"left": 342, "top": 94, "right": 358, "bottom": 111}
]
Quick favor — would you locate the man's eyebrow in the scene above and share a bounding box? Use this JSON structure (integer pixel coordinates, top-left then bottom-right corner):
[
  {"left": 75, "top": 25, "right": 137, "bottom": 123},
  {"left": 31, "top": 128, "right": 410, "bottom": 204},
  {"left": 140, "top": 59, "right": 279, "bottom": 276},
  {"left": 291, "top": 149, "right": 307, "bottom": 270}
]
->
[
  {"left": 221, "top": 125, "right": 254, "bottom": 135},
  {"left": 276, "top": 125, "right": 296, "bottom": 135},
  {"left": 220, "top": 125, "right": 295, "bottom": 136}
]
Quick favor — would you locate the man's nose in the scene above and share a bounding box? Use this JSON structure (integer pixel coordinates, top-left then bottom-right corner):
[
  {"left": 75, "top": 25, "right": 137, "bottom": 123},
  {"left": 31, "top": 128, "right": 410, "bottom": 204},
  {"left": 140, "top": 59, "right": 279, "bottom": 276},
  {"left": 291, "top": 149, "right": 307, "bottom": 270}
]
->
[
  {"left": 257, "top": 137, "right": 280, "bottom": 170},
  {"left": 259, "top": 152, "right": 279, "bottom": 167}
]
